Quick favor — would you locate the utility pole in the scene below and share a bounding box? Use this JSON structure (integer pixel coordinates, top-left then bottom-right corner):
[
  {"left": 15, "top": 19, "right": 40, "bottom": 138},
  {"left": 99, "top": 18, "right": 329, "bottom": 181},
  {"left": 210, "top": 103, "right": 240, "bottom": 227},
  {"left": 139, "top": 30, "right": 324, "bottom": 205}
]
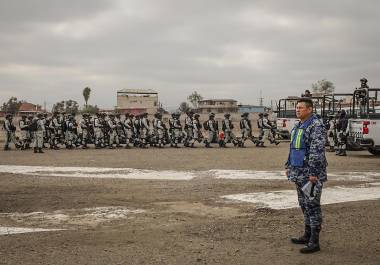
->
[{"left": 259, "top": 90, "right": 263, "bottom": 107}]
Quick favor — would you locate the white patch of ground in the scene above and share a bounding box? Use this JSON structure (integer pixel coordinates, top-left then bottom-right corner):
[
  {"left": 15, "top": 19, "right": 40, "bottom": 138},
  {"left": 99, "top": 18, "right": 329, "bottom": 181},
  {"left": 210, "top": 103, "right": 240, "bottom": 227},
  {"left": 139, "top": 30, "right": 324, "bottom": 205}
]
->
[
  {"left": 212, "top": 169, "right": 380, "bottom": 181},
  {"left": 0, "top": 207, "right": 145, "bottom": 227},
  {"left": 222, "top": 185, "right": 380, "bottom": 210},
  {"left": 0, "top": 165, "right": 196, "bottom": 180},
  {"left": 0, "top": 165, "right": 378, "bottom": 182},
  {"left": 0, "top": 227, "right": 64, "bottom": 235}
]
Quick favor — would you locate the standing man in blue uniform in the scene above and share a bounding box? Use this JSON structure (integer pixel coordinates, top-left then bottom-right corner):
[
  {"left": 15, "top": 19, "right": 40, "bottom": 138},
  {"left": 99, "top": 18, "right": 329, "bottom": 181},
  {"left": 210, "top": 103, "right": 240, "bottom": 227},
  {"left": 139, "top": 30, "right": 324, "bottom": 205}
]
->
[{"left": 286, "top": 98, "right": 327, "bottom": 254}]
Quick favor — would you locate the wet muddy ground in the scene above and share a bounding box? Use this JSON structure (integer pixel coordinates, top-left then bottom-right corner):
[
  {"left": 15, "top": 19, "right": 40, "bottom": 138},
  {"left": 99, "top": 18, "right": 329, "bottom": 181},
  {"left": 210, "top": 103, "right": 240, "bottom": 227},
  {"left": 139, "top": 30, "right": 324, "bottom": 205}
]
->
[{"left": 0, "top": 144, "right": 379, "bottom": 264}]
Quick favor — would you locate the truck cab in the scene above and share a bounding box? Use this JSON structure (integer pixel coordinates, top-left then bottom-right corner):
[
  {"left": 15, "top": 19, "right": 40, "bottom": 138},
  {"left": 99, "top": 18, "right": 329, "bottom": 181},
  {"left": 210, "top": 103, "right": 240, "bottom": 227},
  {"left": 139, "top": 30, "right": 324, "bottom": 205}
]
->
[{"left": 348, "top": 88, "right": 380, "bottom": 155}]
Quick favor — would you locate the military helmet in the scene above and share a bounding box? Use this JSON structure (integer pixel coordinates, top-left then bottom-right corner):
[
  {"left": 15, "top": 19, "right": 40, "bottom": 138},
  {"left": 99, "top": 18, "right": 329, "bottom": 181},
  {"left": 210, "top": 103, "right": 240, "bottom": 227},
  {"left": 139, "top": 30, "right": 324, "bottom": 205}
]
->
[
  {"left": 258, "top": 113, "right": 263, "bottom": 117},
  {"left": 129, "top": 113, "right": 134, "bottom": 117},
  {"left": 241, "top": 112, "right": 248, "bottom": 117},
  {"left": 224, "top": 113, "right": 230, "bottom": 117},
  {"left": 37, "top": 113, "right": 43, "bottom": 118},
  {"left": 194, "top": 113, "right": 200, "bottom": 118},
  {"left": 360, "top": 77, "right": 368, "bottom": 83},
  {"left": 263, "top": 113, "right": 269, "bottom": 117},
  {"left": 21, "top": 114, "right": 27, "bottom": 118}
]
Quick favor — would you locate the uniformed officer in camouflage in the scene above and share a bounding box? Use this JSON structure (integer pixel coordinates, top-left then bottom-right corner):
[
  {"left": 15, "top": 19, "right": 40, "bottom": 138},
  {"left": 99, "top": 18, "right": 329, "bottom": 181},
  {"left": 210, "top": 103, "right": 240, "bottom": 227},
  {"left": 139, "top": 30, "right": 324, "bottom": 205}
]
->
[
  {"left": 257, "top": 113, "right": 264, "bottom": 146},
  {"left": 184, "top": 111, "right": 194, "bottom": 147},
  {"left": 139, "top": 113, "right": 150, "bottom": 148},
  {"left": 19, "top": 115, "right": 29, "bottom": 149},
  {"left": 190, "top": 113, "right": 202, "bottom": 148},
  {"left": 286, "top": 98, "right": 327, "bottom": 254},
  {"left": 205, "top": 113, "right": 217, "bottom": 148},
  {"left": 172, "top": 113, "right": 182, "bottom": 148},
  {"left": 123, "top": 113, "right": 134, "bottom": 148},
  {"left": 93, "top": 113, "right": 104, "bottom": 148},
  {"left": 239, "top": 112, "right": 252, "bottom": 147},
  {"left": 222, "top": 113, "right": 237, "bottom": 147},
  {"left": 64, "top": 114, "right": 76, "bottom": 149},
  {"left": 335, "top": 110, "right": 348, "bottom": 156},
  {"left": 260, "top": 113, "right": 279, "bottom": 147},
  {"left": 33, "top": 113, "right": 45, "bottom": 153},
  {"left": 80, "top": 113, "right": 90, "bottom": 149},
  {"left": 356, "top": 77, "right": 368, "bottom": 116},
  {"left": 326, "top": 114, "right": 336, "bottom": 152},
  {"left": 3, "top": 114, "right": 19, "bottom": 150},
  {"left": 107, "top": 114, "right": 119, "bottom": 149},
  {"left": 133, "top": 114, "right": 141, "bottom": 146},
  {"left": 115, "top": 113, "right": 124, "bottom": 145}
]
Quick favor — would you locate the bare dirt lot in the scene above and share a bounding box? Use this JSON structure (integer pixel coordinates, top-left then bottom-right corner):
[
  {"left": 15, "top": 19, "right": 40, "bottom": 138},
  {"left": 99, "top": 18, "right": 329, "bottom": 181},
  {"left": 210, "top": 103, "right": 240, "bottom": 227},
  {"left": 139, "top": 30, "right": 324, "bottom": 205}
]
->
[{"left": 0, "top": 144, "right": 379, "bottom": 265}]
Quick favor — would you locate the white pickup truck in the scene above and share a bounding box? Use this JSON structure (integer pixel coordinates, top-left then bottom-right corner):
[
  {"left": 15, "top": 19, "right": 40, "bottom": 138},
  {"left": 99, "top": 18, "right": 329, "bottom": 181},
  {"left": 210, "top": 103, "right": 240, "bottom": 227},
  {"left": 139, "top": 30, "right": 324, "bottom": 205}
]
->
[{"left": 348, "top": 88, "right": 380, "bottom": 156}]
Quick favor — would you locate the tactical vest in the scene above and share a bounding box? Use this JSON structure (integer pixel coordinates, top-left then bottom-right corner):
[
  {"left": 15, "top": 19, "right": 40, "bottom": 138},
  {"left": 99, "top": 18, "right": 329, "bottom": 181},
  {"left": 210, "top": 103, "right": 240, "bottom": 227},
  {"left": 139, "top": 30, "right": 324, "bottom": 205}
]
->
[{"left": 288, "top": 115, "right": 315, "bottom": 167}]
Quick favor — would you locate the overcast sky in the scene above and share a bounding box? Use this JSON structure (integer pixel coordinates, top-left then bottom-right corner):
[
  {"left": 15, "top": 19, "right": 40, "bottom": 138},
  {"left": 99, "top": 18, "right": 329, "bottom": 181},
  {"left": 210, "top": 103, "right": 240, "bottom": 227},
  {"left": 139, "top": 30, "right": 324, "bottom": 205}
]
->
[{"left": 1, "top": 0, "right": 379, "bottom": 110}]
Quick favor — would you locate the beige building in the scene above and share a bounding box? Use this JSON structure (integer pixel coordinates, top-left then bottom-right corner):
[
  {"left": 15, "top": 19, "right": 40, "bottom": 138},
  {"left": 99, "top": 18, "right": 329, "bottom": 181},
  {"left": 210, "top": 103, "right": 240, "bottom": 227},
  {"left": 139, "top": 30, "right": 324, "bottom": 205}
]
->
[
  {"left": 116, "top": 89, "right": 158, "bottom": 115},
  {"left": 196, "top": 99, "right": 238, "bottom": 114}
]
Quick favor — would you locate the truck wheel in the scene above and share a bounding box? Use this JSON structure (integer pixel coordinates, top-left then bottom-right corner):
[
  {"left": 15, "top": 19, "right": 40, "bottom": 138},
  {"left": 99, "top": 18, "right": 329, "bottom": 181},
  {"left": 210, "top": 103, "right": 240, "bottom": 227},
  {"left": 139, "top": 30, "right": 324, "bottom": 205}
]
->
[{"left": 368, "top": 147, "right": 380, "bottom": 156}]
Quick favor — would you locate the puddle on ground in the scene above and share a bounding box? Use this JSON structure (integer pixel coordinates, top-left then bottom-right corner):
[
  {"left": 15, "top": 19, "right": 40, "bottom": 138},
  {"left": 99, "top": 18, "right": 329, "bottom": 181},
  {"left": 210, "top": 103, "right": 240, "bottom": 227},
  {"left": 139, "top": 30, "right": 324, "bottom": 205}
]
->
[
  {"left": 222, "top": 184, "right": 380, "bottom": 209},
  {"left": 0, "top": 165, "right": 379, "bottom": 182},
  {"left": 0, "top": 206, "right": 145, "bottom": 228},
  {"left": 0, "top": 227, "right": 64, "bottom": 236}
]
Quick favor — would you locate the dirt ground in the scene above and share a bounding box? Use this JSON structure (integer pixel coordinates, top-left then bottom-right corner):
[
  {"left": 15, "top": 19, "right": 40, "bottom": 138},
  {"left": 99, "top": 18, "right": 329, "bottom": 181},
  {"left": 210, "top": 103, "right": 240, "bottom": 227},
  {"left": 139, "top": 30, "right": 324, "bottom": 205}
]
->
[{"left": 0, "top": 144, "right": 379, "bottom": 265}]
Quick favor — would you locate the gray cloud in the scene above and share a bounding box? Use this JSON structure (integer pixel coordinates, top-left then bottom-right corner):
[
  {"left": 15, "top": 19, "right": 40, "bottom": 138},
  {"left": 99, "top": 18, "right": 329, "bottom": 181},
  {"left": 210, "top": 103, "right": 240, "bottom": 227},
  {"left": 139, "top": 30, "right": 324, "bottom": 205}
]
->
[{"left": 1, "top": 0, "right": 379, "bottom": 110}]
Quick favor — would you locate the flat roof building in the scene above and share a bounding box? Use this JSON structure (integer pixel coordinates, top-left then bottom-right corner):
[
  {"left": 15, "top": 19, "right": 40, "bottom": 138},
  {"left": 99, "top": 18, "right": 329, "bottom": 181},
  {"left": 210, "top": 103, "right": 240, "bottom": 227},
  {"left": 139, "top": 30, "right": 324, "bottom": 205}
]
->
[
  {"left": 196, "top": 99, "right": 238, "bottom": 114},
  {"left": 116, "top": 89, "right": 158, "bottom": 115}
]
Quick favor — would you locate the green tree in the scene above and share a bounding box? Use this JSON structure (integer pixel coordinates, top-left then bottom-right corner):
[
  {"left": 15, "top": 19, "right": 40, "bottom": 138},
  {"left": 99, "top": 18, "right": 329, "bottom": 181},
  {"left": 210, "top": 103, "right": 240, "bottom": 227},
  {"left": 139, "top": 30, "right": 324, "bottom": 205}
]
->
[
  {"left": 51, "top": 100, "right": 79, "bottom": 114},
  {"left": 82, "top": 87, "right": 91, "bottom": 108},
  {"left": 65, "top": 100, "right": 79, "bottom": 114},
  {"left": 52, "top": 101, "right": 65, "bottom": 113},
  {"left": 1, "top": 97, "right": 23, "bottom": 114},
  {"left": 81, "top": 104, "right": 99, "bottom": 114},
  {"left": 187, "top": 91, "right": 203, "bottom": 108},
  {"left": 311, "top": 79, "right": 335, "bottom": 95}
]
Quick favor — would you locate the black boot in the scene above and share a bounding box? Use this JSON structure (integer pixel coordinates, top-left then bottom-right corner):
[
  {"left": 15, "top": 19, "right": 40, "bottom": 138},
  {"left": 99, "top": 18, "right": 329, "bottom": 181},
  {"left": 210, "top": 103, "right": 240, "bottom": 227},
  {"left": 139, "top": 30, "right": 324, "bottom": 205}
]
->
[
  {"left": 34, "top": 147, "right": 38, "bottom": 153},
  {"left": 300, "top": 226, "right": 321, "bottom": 254},
  {"left": 38, "top": 148, "right": 44, "bottom": 153},
  {"left": 338, "top": 150, "right": 347, "bottom": 156},
  {"left": 326, "top": 146, "right": 334, "bottom": 152},
  {"left": 291, "top": 225, "right": 311, "bottom": 244}
]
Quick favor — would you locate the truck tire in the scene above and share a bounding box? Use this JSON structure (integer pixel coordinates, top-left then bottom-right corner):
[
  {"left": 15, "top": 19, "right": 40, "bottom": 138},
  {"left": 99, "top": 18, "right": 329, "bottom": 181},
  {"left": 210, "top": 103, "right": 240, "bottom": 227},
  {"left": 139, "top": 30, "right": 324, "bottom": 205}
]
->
[{"left": 368, "top": 147, "right": 380, "bottom": 156}]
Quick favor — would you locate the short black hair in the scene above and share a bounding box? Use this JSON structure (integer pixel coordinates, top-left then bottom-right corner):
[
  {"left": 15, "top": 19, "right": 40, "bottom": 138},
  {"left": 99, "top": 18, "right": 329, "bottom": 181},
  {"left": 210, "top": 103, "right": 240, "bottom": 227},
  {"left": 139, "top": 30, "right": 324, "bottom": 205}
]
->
[{"left": 297, "top": 98, "right": 313, "bottom": 108}]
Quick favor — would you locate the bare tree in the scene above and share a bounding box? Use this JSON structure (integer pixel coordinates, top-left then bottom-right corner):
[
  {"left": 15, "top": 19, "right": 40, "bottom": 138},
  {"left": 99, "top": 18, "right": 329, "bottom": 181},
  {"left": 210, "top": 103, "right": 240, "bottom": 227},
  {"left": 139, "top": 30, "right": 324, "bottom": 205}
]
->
[
  {"left": 187, "top": 91, "right": 203, "bottom": 108},
  {"left": 178, "top": 102, "right": 190, "bottom": 113},
  {"left": 311, "top": 79, "right": 335, "bottom": 95}
]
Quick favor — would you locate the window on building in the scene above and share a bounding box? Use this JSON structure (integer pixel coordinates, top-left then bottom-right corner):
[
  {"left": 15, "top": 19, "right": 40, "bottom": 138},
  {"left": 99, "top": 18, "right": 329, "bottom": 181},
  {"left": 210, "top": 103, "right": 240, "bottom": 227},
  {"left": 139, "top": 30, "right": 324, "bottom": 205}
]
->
[{"left": 154, "top": 101, "right": 157, "bottom": 106}]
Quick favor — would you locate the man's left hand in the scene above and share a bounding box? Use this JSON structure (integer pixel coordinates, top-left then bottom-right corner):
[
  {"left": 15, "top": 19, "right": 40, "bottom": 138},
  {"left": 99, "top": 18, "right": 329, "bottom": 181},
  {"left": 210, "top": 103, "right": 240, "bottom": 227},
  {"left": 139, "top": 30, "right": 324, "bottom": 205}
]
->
[{"left": 309, "top": 175, "right": 318, "bottom": 184}]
